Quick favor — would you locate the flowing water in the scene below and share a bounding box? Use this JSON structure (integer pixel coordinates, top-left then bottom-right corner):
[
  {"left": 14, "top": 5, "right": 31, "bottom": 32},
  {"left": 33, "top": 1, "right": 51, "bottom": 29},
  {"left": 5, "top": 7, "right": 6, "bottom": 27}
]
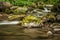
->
[
  {"left": 0, "top": 24, "right": 60, "bottom": 40},
  {"left": 0, "top": 21, "right": 19, "bottom": 25},
  {"left": 0, "top": 7, "right": 60, "bottom": 40}
]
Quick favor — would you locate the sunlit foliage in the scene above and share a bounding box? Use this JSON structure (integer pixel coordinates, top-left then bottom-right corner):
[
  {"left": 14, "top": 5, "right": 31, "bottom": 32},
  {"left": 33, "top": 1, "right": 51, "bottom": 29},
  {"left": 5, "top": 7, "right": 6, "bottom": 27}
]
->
[
  {"left": 21, "top": 15, "right": 43, "bottom": 25},
  {"left": 0, "top": 0, "right": 60, "bottom": 6}
]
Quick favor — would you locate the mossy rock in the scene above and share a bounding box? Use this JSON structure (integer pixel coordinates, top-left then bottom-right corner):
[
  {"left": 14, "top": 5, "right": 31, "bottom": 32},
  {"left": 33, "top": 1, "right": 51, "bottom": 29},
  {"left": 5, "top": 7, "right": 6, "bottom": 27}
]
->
[
  {"left": 21, "top": 15, "right": 43, "bottom": 25},
  {"left": 13, "top": 7, "right": 28, "bottom": 14}
]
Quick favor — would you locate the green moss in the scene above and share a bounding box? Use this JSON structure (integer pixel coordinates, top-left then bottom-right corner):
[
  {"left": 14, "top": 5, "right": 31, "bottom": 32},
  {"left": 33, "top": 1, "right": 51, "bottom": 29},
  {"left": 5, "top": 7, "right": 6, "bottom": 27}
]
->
[{"left": 21, "top": 15, "right": 43, "bottom": 25}]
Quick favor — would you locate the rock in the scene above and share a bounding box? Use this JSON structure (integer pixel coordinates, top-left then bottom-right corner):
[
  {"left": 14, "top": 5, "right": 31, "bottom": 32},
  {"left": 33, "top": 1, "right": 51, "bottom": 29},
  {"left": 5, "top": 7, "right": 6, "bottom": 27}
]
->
[
  {"left": 0, "top": 2, "right": 12, "bottom": 9},
  {"left": 13, "top": 7, "right": 28, "bottom": 14},
  {"left": 17, "top": 7, "right": 27, "bottom": 12},
  {"left": 0, "top": 2, "right": 12, "bottom": 12},
  {"left": 3, "top": 2, "right": 12, "bottom": 8},
  {"left": 8, "top": 15, "right": 20, "bottom": 20},
  {"left": 10, "top": 6, "right": 18, "bottom": 10},
  {"left": 8, "top": 14, "right": 25, "bottom": 20},
  {"left": 47, "top": 31, "right": 53, "bottom": 35},
  {"left": 0, "top": 14, "right": 8, "bottom": 21},
  {"left": 50, "top": 23, "right": 60, "bottom": 34}
]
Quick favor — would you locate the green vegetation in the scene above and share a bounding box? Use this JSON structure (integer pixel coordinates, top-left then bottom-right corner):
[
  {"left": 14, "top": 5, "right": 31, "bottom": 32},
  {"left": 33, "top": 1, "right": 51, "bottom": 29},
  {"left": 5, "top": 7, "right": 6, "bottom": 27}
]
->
[
  {"left": 21, "top": 15, "right": 42, "bottom": 25},
  {"left": 0, "top": 0, "right": 60, "bottom": 6}
]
